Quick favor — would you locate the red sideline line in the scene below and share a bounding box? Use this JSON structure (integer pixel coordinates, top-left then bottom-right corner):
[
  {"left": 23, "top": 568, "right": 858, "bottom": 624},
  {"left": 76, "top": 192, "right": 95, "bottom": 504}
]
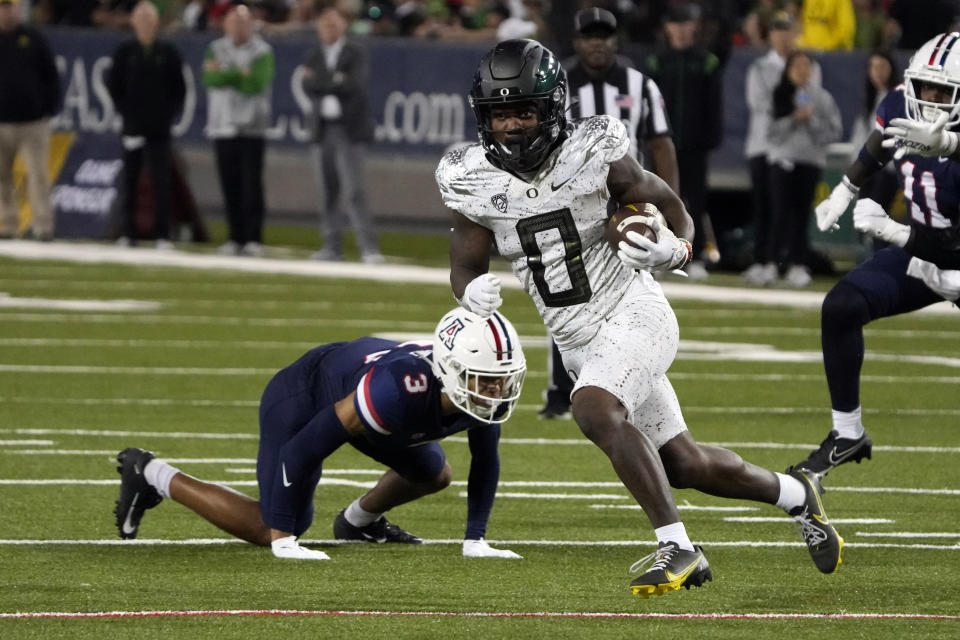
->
[{"left": 2, "top": 610, "right": 959, "bottom": 621}]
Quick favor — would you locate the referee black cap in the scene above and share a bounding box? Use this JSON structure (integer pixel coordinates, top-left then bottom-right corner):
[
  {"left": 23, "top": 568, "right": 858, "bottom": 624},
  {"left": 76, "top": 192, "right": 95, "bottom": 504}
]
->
[{"left": 574, "top": 7, "right": 617, "bottom": 35}]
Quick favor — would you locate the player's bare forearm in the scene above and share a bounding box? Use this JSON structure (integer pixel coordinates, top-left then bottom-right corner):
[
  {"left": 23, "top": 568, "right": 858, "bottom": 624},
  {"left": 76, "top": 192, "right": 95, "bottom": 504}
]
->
[
  {"left": 449, "top": 211, "right": 495, "bottom": 298},
  {"left": 646, "top": 135, "right": 680, "bottom": 194},
  {"left": 607, "top": 154, "right": 694, "bottom": 240}
]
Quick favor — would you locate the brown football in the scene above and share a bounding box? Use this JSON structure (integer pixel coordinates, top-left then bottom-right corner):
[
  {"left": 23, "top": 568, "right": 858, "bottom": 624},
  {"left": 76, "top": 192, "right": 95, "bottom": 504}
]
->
[{"left": 606, "top": 203, "right": 662, "bottom": 251}]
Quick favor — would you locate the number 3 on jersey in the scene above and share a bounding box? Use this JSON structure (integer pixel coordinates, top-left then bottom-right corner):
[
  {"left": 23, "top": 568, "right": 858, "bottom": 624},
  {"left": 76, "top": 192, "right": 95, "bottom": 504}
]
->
[
  {"left": 515, "top": 208, "right": 592, "bottom": 307},
  {"left": 404, "top": 373, "right": 429, "bottom": 394}
]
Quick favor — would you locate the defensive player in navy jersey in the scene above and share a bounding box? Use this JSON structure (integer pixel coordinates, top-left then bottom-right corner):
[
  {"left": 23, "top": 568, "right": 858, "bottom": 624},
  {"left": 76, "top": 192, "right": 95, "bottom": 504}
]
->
[
  {"left": 112, "top": 308, "right": 527, "bottom": 560},
  {"left": 797, "top": 32, "right": 960, "bottom": 475}
]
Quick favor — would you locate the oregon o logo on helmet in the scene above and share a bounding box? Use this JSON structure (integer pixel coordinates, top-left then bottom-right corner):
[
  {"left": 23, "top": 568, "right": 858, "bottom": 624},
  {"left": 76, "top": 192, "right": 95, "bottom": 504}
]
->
[
  {"left": 376, "top": 90, "right": 466, "bottom": 145},
  {"left": 499, "top": 88, "right": 510, "bottom": 96}
]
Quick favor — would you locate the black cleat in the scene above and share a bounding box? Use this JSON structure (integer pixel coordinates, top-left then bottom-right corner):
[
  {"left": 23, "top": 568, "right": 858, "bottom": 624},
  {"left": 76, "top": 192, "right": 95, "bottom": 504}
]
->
[
  {"left": 333, "top": 509, "right": 422, "bottom": 544},
  {"left": 786, "top": 466, "right": 843, "bottom": 574},
  {"left": 537, "top": 401, "right": 571, "bottom": 420},
  {"left": 114, "top": 447, "right": 162, "bottom": 539},
  {"left": 629, "top": 543, "right": 712, "bottom": 597},
  {"left": 796, "top": 430, "right": 873, "bottom": 475}
]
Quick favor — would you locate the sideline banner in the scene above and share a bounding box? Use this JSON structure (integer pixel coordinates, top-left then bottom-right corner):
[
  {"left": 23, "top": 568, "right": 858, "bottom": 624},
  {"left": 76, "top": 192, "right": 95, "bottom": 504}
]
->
[{"left": 42, "top": 27, "right": 893, "bottom": 239}]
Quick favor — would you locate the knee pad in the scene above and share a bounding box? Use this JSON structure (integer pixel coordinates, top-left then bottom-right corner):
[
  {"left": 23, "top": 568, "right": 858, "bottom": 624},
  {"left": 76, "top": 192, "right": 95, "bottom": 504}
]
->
[{"left": 822, "top": 281, "right": 872, "bottom": 328}]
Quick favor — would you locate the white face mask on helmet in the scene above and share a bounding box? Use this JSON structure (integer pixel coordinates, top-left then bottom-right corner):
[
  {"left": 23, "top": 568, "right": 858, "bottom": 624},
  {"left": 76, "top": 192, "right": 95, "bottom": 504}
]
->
[
  {"left": 431, "top": 308, "right": 526, "bottom": 423},
  {"left": 904, "top": 32, "right": 960, "bottom": 126}
]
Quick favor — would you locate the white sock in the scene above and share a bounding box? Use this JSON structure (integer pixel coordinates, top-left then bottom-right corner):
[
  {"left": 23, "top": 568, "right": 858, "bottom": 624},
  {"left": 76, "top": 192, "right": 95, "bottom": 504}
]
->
[
  {"left": 775, "top": 472, "right": 806, "bottom": 513},
  {"left": 344, "top": 498, "right": 381, "bottom": 527},
  {"left": 654, "top": 522, "right": 694, "bottom": 552},
  {"left": 143, "top": 459, "right": 179, "bottom": 499},
  {"left": 832, "top": 407, "right": 864, "bottom": 439}
]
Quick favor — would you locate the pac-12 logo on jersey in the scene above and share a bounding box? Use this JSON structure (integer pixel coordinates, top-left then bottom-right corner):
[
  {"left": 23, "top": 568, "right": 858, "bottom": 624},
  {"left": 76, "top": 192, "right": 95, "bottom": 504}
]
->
[
  {"left": 491, "top": 193, "right": 507, "bottom": 213},
  {"left": 438, "top": 317, "right": 465, "bottom": 349}
]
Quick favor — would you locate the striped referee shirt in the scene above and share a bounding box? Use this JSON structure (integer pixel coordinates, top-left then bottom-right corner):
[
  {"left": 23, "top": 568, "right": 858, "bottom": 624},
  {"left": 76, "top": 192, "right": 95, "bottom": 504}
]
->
[{"left": 564, "top": 58, "right": 672, "bottom": 166}]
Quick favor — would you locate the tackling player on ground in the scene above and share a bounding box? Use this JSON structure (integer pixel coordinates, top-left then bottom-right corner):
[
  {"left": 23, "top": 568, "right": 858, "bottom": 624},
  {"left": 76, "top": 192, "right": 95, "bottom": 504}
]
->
[
  {"left": 113, "top": 308, "right": 527, "bottom": 560},
  {"left": 436, "top": 39, "right": 843, "bottom": 596},
  {"left": 796, "top": 32, "right": 960, "bottom": 476}
]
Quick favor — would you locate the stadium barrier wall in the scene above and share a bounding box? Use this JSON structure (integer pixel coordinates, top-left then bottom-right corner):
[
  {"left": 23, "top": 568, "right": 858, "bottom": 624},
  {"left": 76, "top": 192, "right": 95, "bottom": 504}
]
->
[{"left": 40, "top": 28, "right": 908, "bottom": 242}]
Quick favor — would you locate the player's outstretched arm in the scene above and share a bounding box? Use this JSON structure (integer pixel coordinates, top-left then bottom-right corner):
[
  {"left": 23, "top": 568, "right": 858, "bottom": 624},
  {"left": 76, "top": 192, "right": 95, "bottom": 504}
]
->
[
  {"left": 461, "top": 425, "right": 521, "bottom": 558},
  {"left": 816, "top": 130, "right": 891, "bottom": 232}
]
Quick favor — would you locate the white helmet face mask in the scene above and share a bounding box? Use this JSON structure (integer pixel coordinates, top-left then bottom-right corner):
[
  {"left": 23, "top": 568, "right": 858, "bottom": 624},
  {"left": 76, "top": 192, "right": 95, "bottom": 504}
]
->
[
  {"left": 431, "top": 308, "right": 526, "bottom": 423},
  {"left": 904, "top": 32, "right": 960, "bottom": 127}
]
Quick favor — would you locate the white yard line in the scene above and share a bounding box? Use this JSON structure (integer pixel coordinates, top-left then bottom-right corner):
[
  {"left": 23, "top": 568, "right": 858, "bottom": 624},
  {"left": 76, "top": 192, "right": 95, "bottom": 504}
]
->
[
  {"left": 1, "top": 476, "right": 957, "bottom": 498},
  {"left": 0, "top": 292, "right": 161, "bottom": 312},
  {"left": 2, "top": 240, "right": 957, "bottom": 315},
  {"left": 723, "top": 517, "right": 894, "bottom": 524},
  {"left": 1, "top": 608, "right": 958, "bottom": 621},
  {"left": 0, "top": 537, "right": 956, "bottom": 552},
  {"left": 1, "top": 429, "right": 958, "bottom": 455}
]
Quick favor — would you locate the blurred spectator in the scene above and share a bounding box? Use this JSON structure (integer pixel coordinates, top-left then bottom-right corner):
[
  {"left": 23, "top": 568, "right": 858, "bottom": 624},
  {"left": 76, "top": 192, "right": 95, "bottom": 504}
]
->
[
  {"left": 203, "top": 3, "right": 274, "bottom": 257},
  {"left": 302, "top": 6, "right": 383, "bottom": 263},
  {"left": 848, "top": 49, "right": 900, "bottom": 250},
  {"left": 168, "top": 0, "right": 210, "bottom": 31},
  {"left": 852, "top": 0, "right": 888, "bottom": 50},
  {"left": 886, "top": 0, "right": 960, "bottom": 50},
  {"left": 643, "top": 1, "right": 723, "bottom": 280},
  {"left": 205, "top": 0, "right": 236, "bottom": 30},
  {"left": 766, "top": 50, "right": 842, "bottom": 287},
  {"left": 36, "top": 0, "right": 100, "bottom": 25},
  {"left": 538, "top": 6, "right": 679, "bottom": 420},
  {"left": 107, "top": 0, "right": 186, "bottom": 248},
  {"left": 261, "top": 0, "right": 317, "bottom": 35},
  {"left": 742, "top": 11, "right": 821, "bottom": 285},
  {"left": 354, "top": 0, "right": 400, "bottom": 36},
  {"left": 95, "top": 0, "right": 180, "bottom": 29},
  {"left": 741, "top": 0, "right": 788, "bottom": 47},
  {"left": 796, "top": 0, "right": 856, "bottom": 51},
  {"left": 0, "top": 0, "right": 59, "bottom": 240},
  {"left": 495, "top": 0, "right": 548, "bottom": 41}
]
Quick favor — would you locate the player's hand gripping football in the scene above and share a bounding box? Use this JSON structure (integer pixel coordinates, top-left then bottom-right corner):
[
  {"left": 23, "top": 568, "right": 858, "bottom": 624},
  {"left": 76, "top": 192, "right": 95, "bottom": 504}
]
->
[
  {"left": 882, "top": 110, "right": 959, "bottom": 160},
  {"left": 815, "top": 176, "right": 859, "bottom": 232},
  {"left": 616, "top": 217, "right": 691, "bottom": 272},
  {"left": 460, "top": 274, "right": 503, "bottom": 317},
  {"left": 463, "top": 538, "right": 522, "bottom": 559},
  {"left": 853, "top": 198, "right": 910, "bottom": 247}
]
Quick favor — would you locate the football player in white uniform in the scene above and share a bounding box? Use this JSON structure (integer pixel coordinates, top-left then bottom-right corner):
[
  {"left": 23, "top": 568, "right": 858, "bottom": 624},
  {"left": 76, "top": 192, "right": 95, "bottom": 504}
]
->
[{"left": 436, "top": 39, "right": 843, "bottom": 596}]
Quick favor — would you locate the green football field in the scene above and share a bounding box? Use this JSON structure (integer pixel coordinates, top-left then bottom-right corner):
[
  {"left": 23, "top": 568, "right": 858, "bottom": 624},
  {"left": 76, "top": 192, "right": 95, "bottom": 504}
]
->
[{"left": 1, "top": 233, "right": 958, "bottom": 639}]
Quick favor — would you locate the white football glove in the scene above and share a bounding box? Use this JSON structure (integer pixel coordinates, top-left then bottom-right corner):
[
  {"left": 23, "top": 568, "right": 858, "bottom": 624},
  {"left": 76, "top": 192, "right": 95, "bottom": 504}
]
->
[
  {"left": 460, "top": 274, "right": 502, "bottom": 318},
  {"left": 616, "top": 218, "right": 690, "bottom": 272},
  {"left": 882, "top": 111, "right": 959, "bottom": 160},
  {"left": 270, "top": 535, "right": 331, "bottom": 560},
  {"left": 463, "top": 538, "right": 522, "bottom": 559},
  {"left": 815, "top": 176, "right": 858, "bottom": 232},
  {"left": 853, "top": 198, "right": 910, "bottom": 247}
]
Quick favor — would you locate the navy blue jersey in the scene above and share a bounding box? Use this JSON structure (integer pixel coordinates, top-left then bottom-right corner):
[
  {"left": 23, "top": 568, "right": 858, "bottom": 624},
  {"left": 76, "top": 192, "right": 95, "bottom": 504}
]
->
[
  {"left": 877, "top": 88, "right": 960, "bottom": 230},
  {"left": 292, "top": 337, "right": 485, "bottom": 446},
  {"left": 258, "top": 337, "right": 503, "bottom": 537}
]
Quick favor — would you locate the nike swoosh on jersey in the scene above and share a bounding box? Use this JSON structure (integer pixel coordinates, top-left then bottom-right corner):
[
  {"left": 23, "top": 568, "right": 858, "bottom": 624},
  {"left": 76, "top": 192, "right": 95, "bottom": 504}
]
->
[
  {"left": 282, "top": 463, "right": 292, "bottom": 487},
  {"left": 121, "top": 493, "right": 140, "bottom": 535}
]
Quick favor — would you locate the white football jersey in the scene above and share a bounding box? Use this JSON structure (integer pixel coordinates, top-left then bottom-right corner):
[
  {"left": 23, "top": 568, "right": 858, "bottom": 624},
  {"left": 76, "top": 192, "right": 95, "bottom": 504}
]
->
[{"left": 437, "top": 115, "right": 665, "bottom": 348}]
